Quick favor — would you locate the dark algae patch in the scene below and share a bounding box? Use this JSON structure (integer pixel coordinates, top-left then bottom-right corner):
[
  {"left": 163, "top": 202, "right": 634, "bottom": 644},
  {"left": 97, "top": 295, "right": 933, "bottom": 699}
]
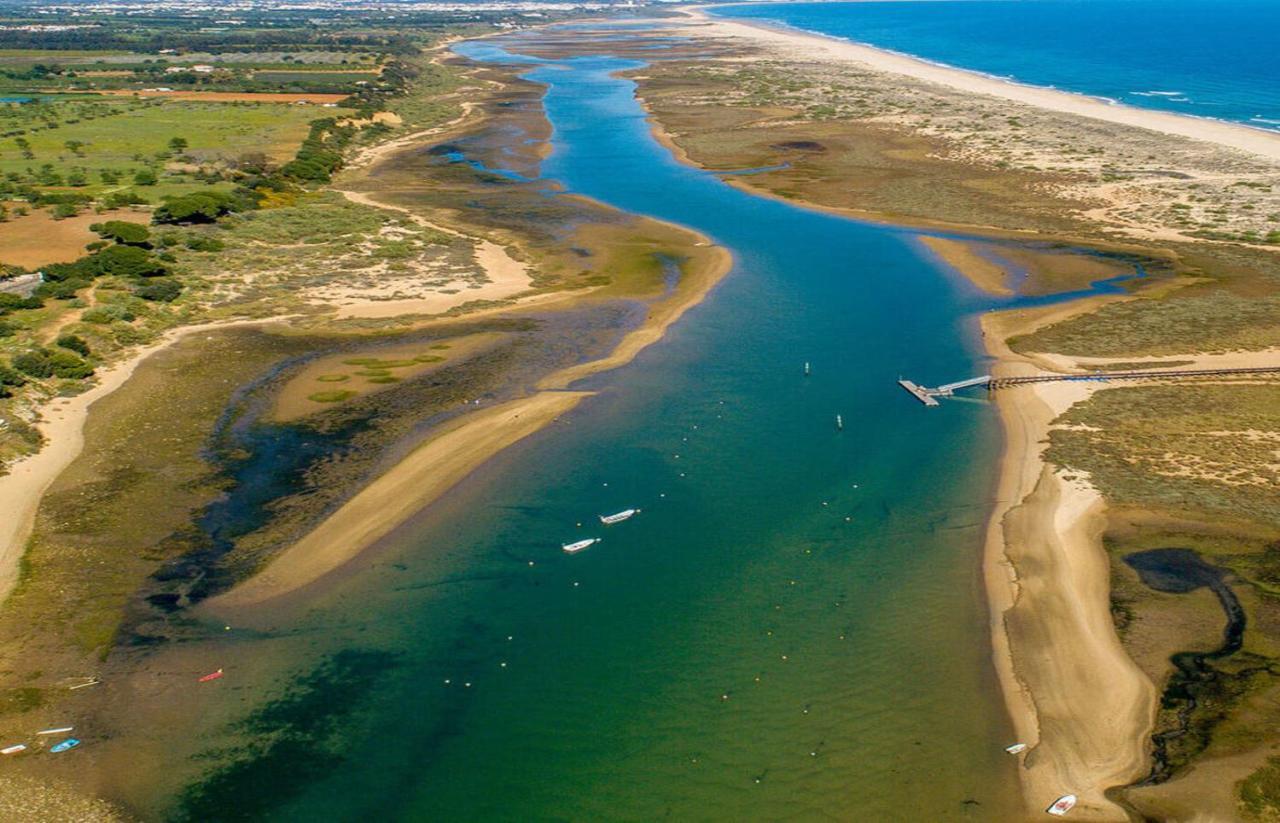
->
[
  {"left": 175, "top": 649, "right": 399, "bottom": 822},
  {"left": 1123, "top": 548, "right": 1270, "bottom": 785}
]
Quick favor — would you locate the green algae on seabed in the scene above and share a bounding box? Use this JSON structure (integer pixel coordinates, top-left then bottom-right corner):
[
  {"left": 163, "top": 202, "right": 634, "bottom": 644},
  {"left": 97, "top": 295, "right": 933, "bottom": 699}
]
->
[{"left": 176, "top": 649, "right": 399, "bottom": 822}]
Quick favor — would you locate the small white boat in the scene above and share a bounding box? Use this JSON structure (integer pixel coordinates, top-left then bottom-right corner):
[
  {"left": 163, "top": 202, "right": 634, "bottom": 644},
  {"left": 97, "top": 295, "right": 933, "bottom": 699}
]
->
[
  {"left": 599, "top": 509, "right": 639, "bottom": 525},
  {"left": 562, "top": 538, "right": 600, "bottom": 554},
  {"left": 835, "top": 414, "right": 843, "bottom": 431},
  {"left": 1004, "top": 742, "right": 1027, "bottom": 754},
  {"left": 36, "top": 727, "right": 73, "bottom": 736},
  {"left": 1, "top": 744, "right": 26, "bottom": 755},
  {"left": 1047, "top": 794, "right": 1077, "bottom": 816}
]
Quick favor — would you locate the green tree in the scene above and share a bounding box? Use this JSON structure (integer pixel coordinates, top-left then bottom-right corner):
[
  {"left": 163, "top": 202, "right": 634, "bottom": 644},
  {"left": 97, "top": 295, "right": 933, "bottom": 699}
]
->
[
  {"left": 133, "top": 168, "right": 158, "bottom": 186},
  {"left": 168, "top": 136, "right": 189, "bottom": 153},
  {"left": 91, "top": 220, "right": 151, "bottom": 247},
  {"left": 153, "top": 190, "right": 239, "bottom": 224},
  {"left": 90, "top": 244, "right": 166, "bottom": 278}
]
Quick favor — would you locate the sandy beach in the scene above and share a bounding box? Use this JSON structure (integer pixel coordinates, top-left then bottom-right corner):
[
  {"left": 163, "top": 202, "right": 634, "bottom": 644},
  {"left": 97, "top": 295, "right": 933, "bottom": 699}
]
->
[
  {"left": 687, "top": 9, "right": 1280, "bottom": 163},
  {"left": 982, "top": 301, "right": 1280, "bottom": 817},
  {"left": 212, "top": 390, "right": 592, "bottom": 607},
  {"left": 981, "top": 313, "right": 1158, "bottom": 819}
]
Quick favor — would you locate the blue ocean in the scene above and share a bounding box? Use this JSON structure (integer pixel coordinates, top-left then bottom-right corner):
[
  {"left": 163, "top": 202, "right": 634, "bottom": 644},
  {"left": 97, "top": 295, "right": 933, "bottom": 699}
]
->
[{"left": 714, "top": 0, "right": 1280, "bottom": 132}]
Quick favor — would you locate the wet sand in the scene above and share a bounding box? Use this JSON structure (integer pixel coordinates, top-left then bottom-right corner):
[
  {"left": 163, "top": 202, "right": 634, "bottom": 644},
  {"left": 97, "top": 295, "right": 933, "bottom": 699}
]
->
[
  {"left": 918, "top": 236, "right": 1013, "bottom": 297},
  {"left": 212, "top": 390, "right": 593, "bottom": 606},
  {"left": 0, "top": 318, "right": 291, "bottom": 604},
  {"left": 216, "top": 239, "right": 733, "bottom": 605}
]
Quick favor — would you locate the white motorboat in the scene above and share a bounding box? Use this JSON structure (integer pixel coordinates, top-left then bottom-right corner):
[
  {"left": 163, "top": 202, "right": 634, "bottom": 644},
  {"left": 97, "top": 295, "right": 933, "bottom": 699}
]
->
[{"left": 599, "top": 509, "right": 639, "bottom": 525}]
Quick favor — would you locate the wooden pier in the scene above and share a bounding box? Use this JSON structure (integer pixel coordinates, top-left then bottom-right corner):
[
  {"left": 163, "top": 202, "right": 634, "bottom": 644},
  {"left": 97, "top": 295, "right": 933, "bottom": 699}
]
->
[{"left": 900, "top": 365, "right": 1280, "bottom": 406}]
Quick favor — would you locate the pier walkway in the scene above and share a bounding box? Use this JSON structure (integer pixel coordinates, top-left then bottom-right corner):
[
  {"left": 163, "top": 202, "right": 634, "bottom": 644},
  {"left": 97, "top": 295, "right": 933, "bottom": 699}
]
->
[{"left": 899, "top": 365, "right": 1280, "bottom": 406}]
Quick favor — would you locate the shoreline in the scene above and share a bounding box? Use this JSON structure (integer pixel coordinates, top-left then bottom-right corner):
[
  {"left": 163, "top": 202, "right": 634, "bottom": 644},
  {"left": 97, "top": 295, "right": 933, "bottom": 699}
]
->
[
  {"left": 685, "top": 8, "right": 1280, "bottom": 163},
  {"left": 0, "top": 317, "right": 294, "bottom": 606},
  {"left": 979, "top": 312, "right": 1279, "bottom": 819},
  {"left": 213, "top": 238, "right": 732, "bottom": 606},
  {"left": 980, "top": 308, "right": 1158, "bottom": 819}
]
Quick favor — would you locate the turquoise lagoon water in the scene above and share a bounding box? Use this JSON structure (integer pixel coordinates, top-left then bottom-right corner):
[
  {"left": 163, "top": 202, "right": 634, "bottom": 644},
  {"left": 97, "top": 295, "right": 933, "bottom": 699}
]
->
[
  {"left": 715, "top": 0, "right": 1280, "bottom": 132},
  {"left": 171, "top": 34, "right": 1039, "bottom": 820}
]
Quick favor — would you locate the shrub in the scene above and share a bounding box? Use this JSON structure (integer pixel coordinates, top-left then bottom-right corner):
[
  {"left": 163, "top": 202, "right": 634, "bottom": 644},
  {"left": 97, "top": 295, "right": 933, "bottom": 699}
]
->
[
  {"left": 41, "top": 258, "right": 94, "bottom": 282},
  {"left": 35, "top": 278, "right": 89, "bottom": 300},
  {"left": 0, "top": 293, "right": 42, "bottom": 314},
  {"left": 0, "top": 319, "right": 14, "bottom": 337},
  {"left": 134, "top": 278, "right": 181, "bottom": 302},
  {"left": 0, "top": 364, "right": 25, "bottom": 387},
  {"left": 55, "top": 334, "right": 90, "bottom": 356},
  {"left": 12, "top": 349, "right": 53, "bottom": 378},
  {"left": 81, "top": 304, "right": 135, "bottom": 324},
  {"left": 184, "top": 234, "right": 224, "bottom": 252},
  {"left": 47, "top": 349, "right": 93, "bottom": 379},
  {"left": 133, "top": 169, "right": 158, "bottom": 186}
]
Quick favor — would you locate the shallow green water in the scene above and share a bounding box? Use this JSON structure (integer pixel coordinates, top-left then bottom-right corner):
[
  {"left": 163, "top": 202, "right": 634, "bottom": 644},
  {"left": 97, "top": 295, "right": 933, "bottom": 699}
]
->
[{"left": 171, "top": 33, "right": 1031, "bottom": 821}]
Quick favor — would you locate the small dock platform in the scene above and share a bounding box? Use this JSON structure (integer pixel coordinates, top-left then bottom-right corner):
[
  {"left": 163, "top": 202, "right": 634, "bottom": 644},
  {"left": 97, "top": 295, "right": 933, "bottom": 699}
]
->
[{"left": 898, "top": 379, "right": 940, "bottom": 406}]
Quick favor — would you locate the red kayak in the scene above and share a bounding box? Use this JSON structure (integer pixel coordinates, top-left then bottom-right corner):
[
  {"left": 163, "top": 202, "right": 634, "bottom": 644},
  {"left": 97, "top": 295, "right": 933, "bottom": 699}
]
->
[{"left": 198, "top": 669, "right": 224, "bottom": 683}]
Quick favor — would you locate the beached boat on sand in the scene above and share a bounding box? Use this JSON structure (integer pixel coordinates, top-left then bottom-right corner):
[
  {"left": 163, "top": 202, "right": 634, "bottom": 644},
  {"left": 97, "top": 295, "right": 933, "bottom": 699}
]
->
[
  {"left": 1047, "top": 794, "right": 1077, "bottom": 816},
  {"left": 598, "top": 509, "right": 639, "bottom": 525},
  {"left": 49, "top": 739, "right": 80, "bottom": 753},
  {"left": 562, "top": 538, "right": 600, "bottom": 554},
  {"left": 36, "top": 726, "right": 73, "bottom": 736},
  {"left": 1, "top": 744, "right": 26, "bottom": 755}
]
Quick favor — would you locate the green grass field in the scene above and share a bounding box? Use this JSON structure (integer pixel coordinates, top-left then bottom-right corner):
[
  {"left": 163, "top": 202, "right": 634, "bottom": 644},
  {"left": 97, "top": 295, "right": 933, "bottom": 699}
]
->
[{"left": 0, "top": 97, "right": 345, "bottom": 201}]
